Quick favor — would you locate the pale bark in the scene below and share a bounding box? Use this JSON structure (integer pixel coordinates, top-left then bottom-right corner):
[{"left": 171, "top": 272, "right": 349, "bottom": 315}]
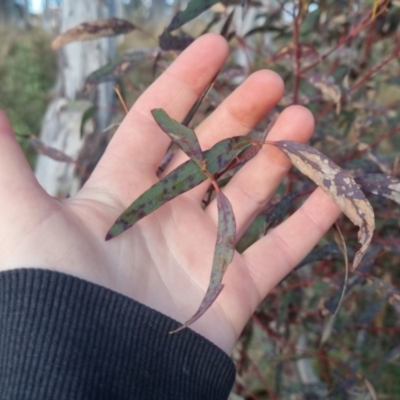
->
[
  {"left": 35, "top": 0, "right": 116, "bottom": 197},
  {"left": 0, "top": 0, "right": 28, "bottom": 27},
  {"left": 35, "top": 99, "right": 93, "bottom": 198},
  {"left": 233, "top": 1, "right": 279, "bottom": 79}
]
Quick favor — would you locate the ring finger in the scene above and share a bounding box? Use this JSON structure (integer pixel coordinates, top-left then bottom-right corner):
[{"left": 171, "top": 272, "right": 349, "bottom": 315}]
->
[{"left": 205, "top": 105, "right": 315, "bottom": 239}]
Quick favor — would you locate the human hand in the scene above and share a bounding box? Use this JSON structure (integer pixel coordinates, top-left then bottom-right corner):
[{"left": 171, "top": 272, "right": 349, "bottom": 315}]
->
[{"left": 0, "top": 33, "right": 340, "bottom": 354}]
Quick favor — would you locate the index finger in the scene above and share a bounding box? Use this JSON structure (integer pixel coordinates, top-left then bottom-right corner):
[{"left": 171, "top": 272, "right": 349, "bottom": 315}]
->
[{"left": 86, "top": 34, "right": 229, "bottom": 206}]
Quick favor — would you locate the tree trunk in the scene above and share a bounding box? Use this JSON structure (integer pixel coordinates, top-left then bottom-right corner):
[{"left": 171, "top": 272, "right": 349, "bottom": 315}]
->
[
  {"left": 0, "top": 0, "right": 28, "bottom": 27},
  {"left": 42, "top": 0, "right": 55, "bottom": 33},
  {"left": 35, "top": 0, "right": 116, "bottom": 198}
]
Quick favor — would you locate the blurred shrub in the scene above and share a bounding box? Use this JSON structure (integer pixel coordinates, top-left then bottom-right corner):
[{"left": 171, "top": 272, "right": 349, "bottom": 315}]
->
[{"left": 0, "top": 25, "right": 56, "bottom": 164}]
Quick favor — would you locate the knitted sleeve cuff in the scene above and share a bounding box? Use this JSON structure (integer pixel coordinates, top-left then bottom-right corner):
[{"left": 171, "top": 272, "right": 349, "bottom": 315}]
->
[{"left": 0, "top": 269, "right": 235, "bottom": 399}]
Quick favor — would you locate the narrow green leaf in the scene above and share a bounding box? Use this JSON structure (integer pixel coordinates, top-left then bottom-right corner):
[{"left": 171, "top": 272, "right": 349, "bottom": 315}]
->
[
  {"left": 182, "top": 80, "right": 215, "bottom": 127},
  {"left": 171, "top": 191, "right": 236, "bottom": 332},
  {"left": 151, "top": 109, "right": 204, "bottom": 167},
  {"left": 167, "top": 0, "right": 220, "bottom": 32},
  {"left": 106, "top": 136, "right": 253, "bottom": 240},
  {"left": 83, "top": 50, "right": 153, "bottom": 91},
  {"left": 300, "top": 8, "right": 321, "bottom": 37},
  {"left": 244, "top": 24, "right": 284, "bottom": 38}
]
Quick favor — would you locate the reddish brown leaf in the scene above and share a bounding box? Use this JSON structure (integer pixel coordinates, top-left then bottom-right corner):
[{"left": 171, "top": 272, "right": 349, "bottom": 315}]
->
[
  {"left": 355, "top": 173, "right": 400, "bottom": 205},
  {"left": 29, "top": 138, "right": 75, "bottom": 163},
  {"left": 182, "top": 80, "right": 215, "bottom": 127},
  {"left": 171, "top": 191, "right": 236, "bottom": 332},
  {"left": 159, "top": 30, "right": 194, "bottom": 51},
  {"left": 52, "top": 18, "right": 135, "bottom": 50}
]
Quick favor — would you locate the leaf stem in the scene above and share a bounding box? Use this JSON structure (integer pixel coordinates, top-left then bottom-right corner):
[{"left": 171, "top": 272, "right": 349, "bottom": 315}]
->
[{"left": 114, "top": 85, "right": 129, "bottom": 114}]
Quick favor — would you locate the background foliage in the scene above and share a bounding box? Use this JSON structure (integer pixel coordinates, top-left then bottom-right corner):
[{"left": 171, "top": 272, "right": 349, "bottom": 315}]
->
[
  {"left": 2, "top": 0, "right": 400, "bottom": 398},
  {"left": 0, "top": 24, "right": 56, "bottom": 163}
]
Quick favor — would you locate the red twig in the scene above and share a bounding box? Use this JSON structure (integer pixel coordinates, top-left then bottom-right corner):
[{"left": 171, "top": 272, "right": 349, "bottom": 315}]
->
[
  {"left": 301, "top": 0, "right": 391, "bottom": 75},
  {"left": 316, "top": 46, "right": 400, "bottom": 122},
  {"left": 292, "top": 0, "right": 303, "bottom": 104},
  {"left": 350, "top": 48, "right": 400, "bottom": 93},
  {"left": 342, "top": 123, "right": 400, "bottom": 163}
]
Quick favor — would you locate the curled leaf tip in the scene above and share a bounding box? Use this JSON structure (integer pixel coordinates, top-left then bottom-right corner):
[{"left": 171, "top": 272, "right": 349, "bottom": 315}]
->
[
  {"left": 105, "top": 229, "right": 118, "bottom": 241},
  {"left": 169, "top": 325, "right": 186, "bottom": 335},
  {"left": 106, "top": 222, "right": 128, "bottom": 241},
  {"left": 105, "top": 232, "right": 113, "bottom": 241},
  {"left": 177, "top": 191, "right": 235, "bottom": 329},
  {"left": 273, "top": 140, "right": 375, "bottom": 271},
  {"left": 170, "top": 283, "right": 225, "bottom": 334}
]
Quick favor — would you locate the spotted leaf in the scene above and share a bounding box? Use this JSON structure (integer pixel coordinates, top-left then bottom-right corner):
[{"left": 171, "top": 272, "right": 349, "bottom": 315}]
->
[
  {"left": 171, "top": 191, "right": 236, "bottom": 332},
  {"left": 355, "top": 173, "right": 400, "bottom": 205},
  {"left": 106, "top": 136, "right": 253, "bottom": 239},
  {"left": 273, "top": 140, "right": 375, "bottom": 271},
  {"left": 151, "top": 109, "right": 205, "bottom": 168},
  {"left": 52, "top": 18, "right": 136, "bottom": 50}
]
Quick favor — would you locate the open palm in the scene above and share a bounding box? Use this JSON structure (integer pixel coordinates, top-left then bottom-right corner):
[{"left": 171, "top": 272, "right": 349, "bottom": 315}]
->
[{"left": 0, "top": 34, "right": 340, "bottom": 353}]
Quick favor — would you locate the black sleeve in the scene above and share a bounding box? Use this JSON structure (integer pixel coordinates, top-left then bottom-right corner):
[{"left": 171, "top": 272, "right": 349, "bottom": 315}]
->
[{"left": 0, "top": 269, "right": 236, "bottom": 400}]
